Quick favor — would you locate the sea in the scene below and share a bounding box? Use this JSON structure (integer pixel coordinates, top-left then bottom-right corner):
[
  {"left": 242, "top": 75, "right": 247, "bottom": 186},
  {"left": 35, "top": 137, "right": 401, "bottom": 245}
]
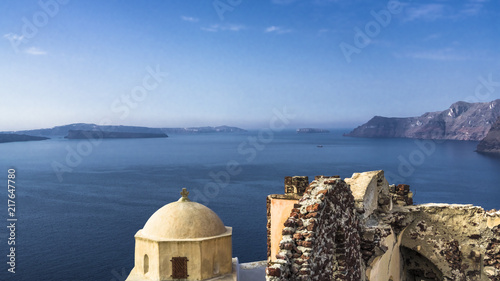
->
[{"left": 0, "top": 129, "right": 499, "bottom": 281}]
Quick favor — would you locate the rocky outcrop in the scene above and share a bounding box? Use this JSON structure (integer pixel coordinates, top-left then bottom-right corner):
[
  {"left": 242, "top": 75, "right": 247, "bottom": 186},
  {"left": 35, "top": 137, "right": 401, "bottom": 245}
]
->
[
  {"left": 346, "top": 100, "right": 500, "bottom": 141},
  {"left": 64, "top": 130, "right": 167, "bottom": 139},
  {"left": 477, "top": 117, "right": 500, "bottom": 154},
  {"left": 0, "top": 133, "right": 49, "bottom": 143},
  {"left": 296, "top": 128, "right": 330, "bottom": 134}
]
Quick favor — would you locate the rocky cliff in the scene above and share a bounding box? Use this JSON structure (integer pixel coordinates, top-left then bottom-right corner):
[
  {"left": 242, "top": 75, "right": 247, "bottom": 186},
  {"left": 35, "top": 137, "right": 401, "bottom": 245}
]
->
[
  {"left": 477, "top": 117, "right": 500, "bottom": 154},
  {"left": 346, "top": 100, "right": 500, "bottom": 141},
  {"left": 0, "top": 134, "right": 49, "bottom": 143}
]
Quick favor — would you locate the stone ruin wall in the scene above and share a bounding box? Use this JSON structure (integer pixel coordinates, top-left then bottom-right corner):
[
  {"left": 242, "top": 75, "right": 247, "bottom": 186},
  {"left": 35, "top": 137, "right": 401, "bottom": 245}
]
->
[
  {"left": 267, "top": 176, "right": 363, "bottom": 281},
  {"left": 400, "top": 204, "right": 500, "bottom": 280},
  {"left": 265, "top": 170, "right": 500, "bottom": 281},
  {"left": 267, "top": 176, "right": 309, "bottom": 260}
]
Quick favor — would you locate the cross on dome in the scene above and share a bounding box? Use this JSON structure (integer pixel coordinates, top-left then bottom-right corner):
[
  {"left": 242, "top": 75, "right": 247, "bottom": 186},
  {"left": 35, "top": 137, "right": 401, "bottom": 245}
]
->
[{"left": 179, "top": 188, "right": 190, "bottom": 202}]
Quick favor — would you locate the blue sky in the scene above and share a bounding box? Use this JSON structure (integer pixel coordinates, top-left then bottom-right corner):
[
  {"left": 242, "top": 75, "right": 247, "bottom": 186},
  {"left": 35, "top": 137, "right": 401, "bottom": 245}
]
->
[{"left": 1, "top": 0, "right": 499, "bottom": 131}]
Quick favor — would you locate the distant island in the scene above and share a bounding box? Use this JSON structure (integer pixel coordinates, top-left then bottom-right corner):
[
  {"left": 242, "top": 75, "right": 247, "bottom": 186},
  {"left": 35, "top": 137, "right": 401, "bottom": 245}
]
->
[
  {"left": 345, "top": 100, "right": 500, "bottom": 141},
  {"left": 477, "top": 117, "right": 500, "bottom": 154},
  {"left": 65, "top": 130, "right": 168, "bottom": 140},
  {"left": 162, "top": 126, "right": 247, "bottom": 134},
  {"left": 5, "top": 123, "right": 247, "bottom": 137},
  {"left": 0, "top": 133, "right": 49, "bottom": 144},
  {"left": 9, "top": 123, "right": 164, "bottom": 137},
  {"left": 296, "top": 128, "right": 330, "bottom": 134}
]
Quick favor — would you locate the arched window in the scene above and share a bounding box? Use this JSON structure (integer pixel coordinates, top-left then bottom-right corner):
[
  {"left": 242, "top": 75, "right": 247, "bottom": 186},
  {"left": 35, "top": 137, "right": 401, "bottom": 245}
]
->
[
  {"left": 213, "top": 262, "right": 220, "bottom": 275},
  {"left": 144, "top": 254, "right": 149, "bottom": 274}
]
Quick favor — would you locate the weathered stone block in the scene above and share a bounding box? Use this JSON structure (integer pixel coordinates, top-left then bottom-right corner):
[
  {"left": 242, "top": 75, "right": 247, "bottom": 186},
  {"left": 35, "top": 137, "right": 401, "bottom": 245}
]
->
[{"left": 267, "top": 267, "right": 281, "bottom": 277}]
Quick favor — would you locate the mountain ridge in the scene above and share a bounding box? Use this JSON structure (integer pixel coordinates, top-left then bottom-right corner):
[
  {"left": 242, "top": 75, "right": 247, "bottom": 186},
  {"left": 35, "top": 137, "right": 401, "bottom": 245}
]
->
[
  {"left": 65, "top": 130, "right": 168, "bottom": 139},
  {"left": 345, "top": 99, "right": 500, "bottom": 141},
  {"left": 5, "top": 124, "right": 247, "bottom": 137}
]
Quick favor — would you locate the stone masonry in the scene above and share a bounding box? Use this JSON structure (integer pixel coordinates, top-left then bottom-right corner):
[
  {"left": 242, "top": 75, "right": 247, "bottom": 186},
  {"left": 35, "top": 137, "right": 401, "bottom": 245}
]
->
[
  {"left": 267, "top": 176, "right": 363, "bottom": 281},
  {"left": 266, "top": 170, "right": 500, "bottom": 281},
  {"left": 285, "top": 176, "right": 309, "bottom": 195}
]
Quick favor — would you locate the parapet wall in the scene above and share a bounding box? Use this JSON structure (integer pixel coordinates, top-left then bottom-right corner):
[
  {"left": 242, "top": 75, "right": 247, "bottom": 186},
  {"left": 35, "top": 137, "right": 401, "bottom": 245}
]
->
[
  {"left": 267, "top": 176, "right": 309, "bottom": 261},
  {"left": 267, "top": 194, "right": 301, "bottom": 262}
]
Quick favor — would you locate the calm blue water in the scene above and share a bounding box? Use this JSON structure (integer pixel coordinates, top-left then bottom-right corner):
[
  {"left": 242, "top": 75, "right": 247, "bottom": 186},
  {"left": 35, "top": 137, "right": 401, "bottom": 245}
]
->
[{"left": 0, "top": 130, "right": 499, "bottom": 281}]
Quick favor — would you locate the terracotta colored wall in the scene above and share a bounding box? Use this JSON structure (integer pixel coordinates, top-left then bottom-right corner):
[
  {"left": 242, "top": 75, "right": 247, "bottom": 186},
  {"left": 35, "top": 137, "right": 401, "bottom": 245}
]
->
[{"left": 268, "top": 197, "right": 298, "bottom": 262}]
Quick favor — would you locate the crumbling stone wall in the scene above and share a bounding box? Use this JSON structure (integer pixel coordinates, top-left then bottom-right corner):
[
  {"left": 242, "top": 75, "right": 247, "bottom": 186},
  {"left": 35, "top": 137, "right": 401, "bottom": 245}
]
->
[
  {"left": 484, "top": 225, "right": 500, "bottom": 280},
  {"left": 401, "top": 205, "right": 500, "bottom": 280},
  {"left": 267, "top": 196, "right": 272, "bottom": 259},
  {"left": 389, "top": 184, "right": 413, "bottom": 206},
  {"left": 285, "top": 176, "right": 309, "bottom": 195},
  {"left": 266, "top": 176, "right": 363, "bottom": 281},
  {"left": 359, "top": 226, "right": 393, "bottom": 267},
  {"left": 266, "top": 171, "right": 500, "bottom": 281}
]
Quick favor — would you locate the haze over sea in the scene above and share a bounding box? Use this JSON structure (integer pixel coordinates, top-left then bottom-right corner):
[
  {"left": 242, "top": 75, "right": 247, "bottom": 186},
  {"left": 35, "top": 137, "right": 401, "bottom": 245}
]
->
[{"left": 0, "top": 130, "right": 499, "bottom": 281}]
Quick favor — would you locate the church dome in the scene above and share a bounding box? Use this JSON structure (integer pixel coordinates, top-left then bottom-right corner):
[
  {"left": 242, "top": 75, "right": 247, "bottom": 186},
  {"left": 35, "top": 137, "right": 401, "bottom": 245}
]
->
[{"left": 142, "top": 189, "right": 227, "bottom": 239}]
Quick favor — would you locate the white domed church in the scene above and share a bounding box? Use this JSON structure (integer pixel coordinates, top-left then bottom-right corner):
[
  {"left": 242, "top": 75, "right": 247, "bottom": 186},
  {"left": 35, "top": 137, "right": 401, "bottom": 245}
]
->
[{"left": 126, "top": 188, "right": 237, "bottom": 281}]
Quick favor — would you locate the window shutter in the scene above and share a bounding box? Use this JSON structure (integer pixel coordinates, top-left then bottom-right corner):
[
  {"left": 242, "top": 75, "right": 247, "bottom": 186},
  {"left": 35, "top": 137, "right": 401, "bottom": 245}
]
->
[{"left": 171, "top": 257, "right": 189, "bottom": 279}]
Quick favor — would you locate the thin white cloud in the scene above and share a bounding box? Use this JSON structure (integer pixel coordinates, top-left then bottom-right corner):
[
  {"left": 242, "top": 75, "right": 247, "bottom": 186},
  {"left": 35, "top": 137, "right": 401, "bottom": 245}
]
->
[
  {"left": 271, "top": 0, "right": 298, "bottom": 4},
  {"left": 317, "top": 28, "right": 330, "bottom": 36},
  {"left": 3, "top": 33, "right": 24, "bottom": 42},
  {"left": 226, "top": 24, "right": 245, "bottom": 31},
  {"left": 313, "top": 0, "right": 342, "bottom": 5},
  {"left": 24, "top": 47, "right": 47, "bottom": 56},
  {"left": 201, "top": 24, "right": 245, "bottom": 32},
  {"left": 265, "top": 26, "right": 278, "bottom": 33},
  {"left": 404, "top": 1, "right": 488, "bottom": 22},
  {"left": 201, "top": 26, "right": 218, "bottom": 32},
  {"left": 181, "top": 16, "right": 199, "bottom": 23},
  {"left": 370, "top": 40, "right": 392, "bottom": 48},
  {"left": 460, "top": 0, "right": 488, "bottom": 16},
  {"left": 423, "top": 33, "right": 441, "bottom": 41},
  {"left": 271, "top": 0, "right": 339, "bottom": 5},
  {"left": 265, "top": 26, "right": 292, "bottom": 34},
  {"left": 398, "top": 48, "right": 468, "bottom": 61},
  {"left": 404, "top": 4, "right": 447, "bottom": 22}
]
